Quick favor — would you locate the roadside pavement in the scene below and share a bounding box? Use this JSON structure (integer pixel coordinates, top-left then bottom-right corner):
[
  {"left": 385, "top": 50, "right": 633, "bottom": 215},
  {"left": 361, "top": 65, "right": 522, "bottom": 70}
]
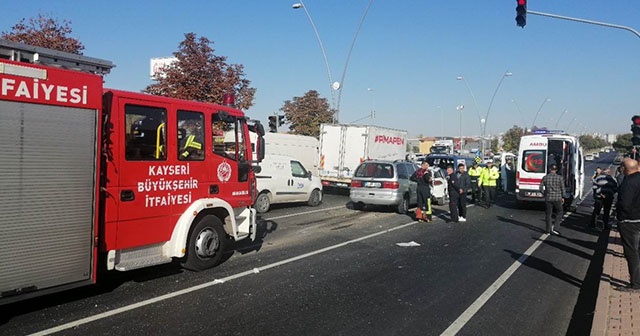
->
[{"left": 592, "top": 227, "right": 640, "bottom": 335}]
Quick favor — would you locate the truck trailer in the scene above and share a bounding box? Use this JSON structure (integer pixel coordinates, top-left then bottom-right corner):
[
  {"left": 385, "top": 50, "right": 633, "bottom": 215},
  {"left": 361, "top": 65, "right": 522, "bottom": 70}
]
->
[{"left": 318, "top": 124, "right": 408, "bottom": 188}]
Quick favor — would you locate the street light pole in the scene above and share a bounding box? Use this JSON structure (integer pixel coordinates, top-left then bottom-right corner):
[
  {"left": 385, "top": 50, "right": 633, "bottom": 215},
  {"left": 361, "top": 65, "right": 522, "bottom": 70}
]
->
[
  {"left": 457, "top": 105, "right": 465, "bottom": 153},
  {"left": 482, "top": 71, "right": 512, "bottom": 156},
  {"left": 531, "top": 97, "right": 551, "bottom": 129},
  {"left": 510, "top": 99, "right": 527, "bottom": 131},
  {"left": 367, "top": 88, "right": 376, "bottom": 119},
  {"left": 566, "top": 117, "right": 577, "bottom": 132},
  {"left": 292, "top": 1, "right": 336, "bottom": 121},
  {"left": 335, "top": 0, "right": 374, "bottom": 118},
  {"left": 293, "top": 0, "right": 374, "bottom": 124},
  {"left": 554, "top": 109, "right": 568, "bottom": 129},
  {"left": 456, "top": 76, "right": 483, "bottom": 133}
]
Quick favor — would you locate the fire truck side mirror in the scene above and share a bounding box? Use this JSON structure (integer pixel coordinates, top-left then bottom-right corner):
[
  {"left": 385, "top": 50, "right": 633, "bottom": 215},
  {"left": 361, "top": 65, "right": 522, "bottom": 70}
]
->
[
  {"left": 248, "top": 121, "right": 265, "bottom": 137},
  {"left": 256, "top": 136, "right": 265, "bottom": 162}
]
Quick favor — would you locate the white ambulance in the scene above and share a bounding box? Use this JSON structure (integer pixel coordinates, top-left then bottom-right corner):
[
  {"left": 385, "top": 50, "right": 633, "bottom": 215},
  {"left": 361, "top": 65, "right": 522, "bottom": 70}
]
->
[{"left": 516, "top": 130, "right": 585, "bottom": 209}]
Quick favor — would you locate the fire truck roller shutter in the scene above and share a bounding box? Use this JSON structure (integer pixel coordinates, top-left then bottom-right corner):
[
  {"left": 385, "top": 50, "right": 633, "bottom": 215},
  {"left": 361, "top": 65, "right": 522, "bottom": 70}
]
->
[{"left": 0, "top": 101, "right": 97, "bottom": 294}]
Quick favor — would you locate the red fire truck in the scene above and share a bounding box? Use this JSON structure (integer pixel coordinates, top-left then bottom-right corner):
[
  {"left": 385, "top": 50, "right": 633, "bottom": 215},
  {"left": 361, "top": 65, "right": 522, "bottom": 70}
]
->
[{"left": 0, "top": 39, "right": 265, "bottom": 304}]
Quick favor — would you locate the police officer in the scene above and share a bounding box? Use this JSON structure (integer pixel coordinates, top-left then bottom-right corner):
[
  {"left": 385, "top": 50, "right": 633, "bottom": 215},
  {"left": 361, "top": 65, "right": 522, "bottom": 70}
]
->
[
  {"left": 480, "top": 160, "right": 500, "bottom": 208},
  {"left": 468, "top": 161, "right": 482, "bottom": 203}
]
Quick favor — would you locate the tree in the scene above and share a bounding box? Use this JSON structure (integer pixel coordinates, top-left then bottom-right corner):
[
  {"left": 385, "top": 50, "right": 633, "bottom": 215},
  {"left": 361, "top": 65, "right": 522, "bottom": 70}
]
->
[
  {"left": 613, "top": 133, "right": 633, "bottom": 153},
  {"left": 490, "top": 138, "right": 499, "bottom": 153},
  {"left": 1, "top": 14, "right": 84, "bottom": 54},
  {"left": 144, "top": 33, "right": 255, "bottom": 110},
  {"left": 280, "top": 90, "right": 335, "bottom": 138},
  {"left": 501, "top": 125, "right": 525, "bottom": 153},
  {"left": 579, "top": 134, "right": 608, "bottom": 150}
]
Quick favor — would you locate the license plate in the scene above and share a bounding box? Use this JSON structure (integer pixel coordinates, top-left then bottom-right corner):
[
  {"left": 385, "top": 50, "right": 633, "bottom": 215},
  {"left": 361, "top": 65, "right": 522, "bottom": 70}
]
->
[
  {"left": 364, "top": 182, "right": 381, "bottom": 188},
  {"left": 524, "top": 191, "right": 543, "bottom": 197}
]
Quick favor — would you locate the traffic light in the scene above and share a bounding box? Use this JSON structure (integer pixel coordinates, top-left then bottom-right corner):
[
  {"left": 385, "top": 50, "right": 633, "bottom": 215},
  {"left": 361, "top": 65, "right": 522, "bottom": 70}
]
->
[
  {"left": 632, "top": 115, "right": 640, "bottom": 146},
  {"left": 278, "top": 115, "right": 285, "bottom": 127},
  {"left": 516, "top": 0, "right": 527, "bottom": 28},
  {"left": 268, "top": 115, "right": 277, "bottom": 133}
]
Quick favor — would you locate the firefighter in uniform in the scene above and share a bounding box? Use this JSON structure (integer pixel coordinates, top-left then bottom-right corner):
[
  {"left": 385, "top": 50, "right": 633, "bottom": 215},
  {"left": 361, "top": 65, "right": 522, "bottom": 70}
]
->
[
  {"left": 479, "top": 160, "right": 500, "bottom": 208},
  {"left": 410, "top": 161, "right": 433, "bottom": 222},
  {"left": 468, "top": 162, "right": 482, "bottom": 203}
]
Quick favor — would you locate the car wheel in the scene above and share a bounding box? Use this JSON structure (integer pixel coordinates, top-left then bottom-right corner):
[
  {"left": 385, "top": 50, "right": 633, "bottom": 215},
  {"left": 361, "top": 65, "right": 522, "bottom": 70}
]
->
[
  {"left": 255, "top": 192, "right": 271, "bottom": 213},
  {"left": 350, "top": 201, "right": 364, "bottom": 210},
  {"left": 308, "top": 189, "right": 322, "bottom": 207},
  {"left": 396, "top": 194, "right": 409, "bottom": 214}
]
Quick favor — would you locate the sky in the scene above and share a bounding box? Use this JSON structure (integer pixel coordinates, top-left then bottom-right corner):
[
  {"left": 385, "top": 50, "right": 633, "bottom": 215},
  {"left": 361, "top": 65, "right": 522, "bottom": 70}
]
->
[{"left": 2, "top": 1, "right": 639, "bottom": 138}]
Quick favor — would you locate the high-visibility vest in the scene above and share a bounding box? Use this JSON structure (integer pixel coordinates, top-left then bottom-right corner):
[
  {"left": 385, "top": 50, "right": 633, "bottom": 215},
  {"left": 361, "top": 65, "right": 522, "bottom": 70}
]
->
[
  {"left": 480, "top": 166, "right": 500, "bottom": 187},
  {"left": 468, "top": 167, "right": 482, "bottom": 178}
]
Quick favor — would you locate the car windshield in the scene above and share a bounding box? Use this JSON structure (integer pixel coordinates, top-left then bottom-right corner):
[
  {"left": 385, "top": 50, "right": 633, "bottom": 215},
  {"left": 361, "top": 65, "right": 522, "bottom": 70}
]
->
[{"left": 354, "top": 162, "right": 394, "bottom": 178}]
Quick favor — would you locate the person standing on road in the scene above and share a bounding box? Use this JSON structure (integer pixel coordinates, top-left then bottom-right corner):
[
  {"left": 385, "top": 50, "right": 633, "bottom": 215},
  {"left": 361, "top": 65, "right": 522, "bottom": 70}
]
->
[
  {"left": 591, "top": 168, "right": 618, "bottom": 229},
  {"left": 480, "top": 160, "right": 500, "bottom": 208},
  {"left": 615, "top": 158, "right": 640, "bottom": 292},
  {"left": 410, "top": 161, "right": 433, "bottom": 222},
  {"left": 539, "top": 164, "right": 565, "bottom": 235},
  {"left": 615, "top": 165, "right": 625, "bottom": 186},
  {"left": 592, "top": 167, "right": 602, "bottom": 183},
  {"left": 468, "top": 162, "right": 482, "bottom": 204},
  {"left": 446, "top": 165, "right": 462, "bottom": 223},
  {"left": 456, "top": 163, "right": 471, "bottom": 222}
]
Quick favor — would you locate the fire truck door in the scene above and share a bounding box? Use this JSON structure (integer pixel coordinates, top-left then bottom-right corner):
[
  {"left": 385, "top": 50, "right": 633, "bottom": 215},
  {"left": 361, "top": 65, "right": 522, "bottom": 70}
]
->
[
  {"left": 114, "top": 101, "right": 175, "bottom": 248},
  {"left": 210, "top": 112, "right": 252, "bottom": 208}
]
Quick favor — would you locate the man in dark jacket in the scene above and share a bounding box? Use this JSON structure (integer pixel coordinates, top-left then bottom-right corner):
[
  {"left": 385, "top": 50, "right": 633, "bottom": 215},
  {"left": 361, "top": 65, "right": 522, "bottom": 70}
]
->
[
  {"left": 591, "top": 168, "right": 618, "bottom": 229},
  {"left": 455, "top": 163, "right": 471, "bottom": 222},
  {"left": 539, "top": 164, "right": 565, "bottom": 235},
  {"left": 616, "top": 158, "right": 640, "bottom": 292},
  {"left": 446, "top": 165, "right": 462, "bottom": 223}
]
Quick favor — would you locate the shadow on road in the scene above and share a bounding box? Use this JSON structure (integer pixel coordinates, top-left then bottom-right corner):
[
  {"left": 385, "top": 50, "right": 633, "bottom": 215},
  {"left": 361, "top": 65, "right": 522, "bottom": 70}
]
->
[{"left": 504, "top": 249, "right": 583, "bottom": 288}]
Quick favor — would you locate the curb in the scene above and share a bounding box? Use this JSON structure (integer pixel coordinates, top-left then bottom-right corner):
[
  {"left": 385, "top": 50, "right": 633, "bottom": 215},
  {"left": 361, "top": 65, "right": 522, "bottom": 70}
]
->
[{"left": 591, "top": 228, "right": 640, "bottom": 335}]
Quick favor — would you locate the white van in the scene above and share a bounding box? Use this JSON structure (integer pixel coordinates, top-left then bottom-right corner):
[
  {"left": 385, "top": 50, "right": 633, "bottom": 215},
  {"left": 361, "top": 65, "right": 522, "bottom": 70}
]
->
[
  {"left": 516, "top": 131, "right": 584, "bottom": 209},
  {"left": 255, "top": 155, "right": 323, "bottom": 213}
]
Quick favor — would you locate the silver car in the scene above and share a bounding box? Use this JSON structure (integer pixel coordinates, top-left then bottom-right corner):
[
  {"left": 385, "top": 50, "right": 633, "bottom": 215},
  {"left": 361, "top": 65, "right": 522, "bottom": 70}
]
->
[{"left": 349, "top": 160, "right": 417, "bottom": 214}]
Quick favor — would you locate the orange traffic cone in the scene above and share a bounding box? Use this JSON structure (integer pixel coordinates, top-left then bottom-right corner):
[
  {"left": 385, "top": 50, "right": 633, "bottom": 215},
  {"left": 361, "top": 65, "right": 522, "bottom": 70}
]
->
[{"left": 416, "top": 208, "right": 423, "bottom": 222}]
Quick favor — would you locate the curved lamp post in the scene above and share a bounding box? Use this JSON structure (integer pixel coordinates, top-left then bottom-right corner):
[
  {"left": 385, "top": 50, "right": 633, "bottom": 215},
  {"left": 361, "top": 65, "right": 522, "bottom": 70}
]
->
[
  {"left": 456, "top": 76, "right": 482, "bottom": 133},
  {"left": 531, "top": 97, "right": 551, "bottom": 129},
  {"left": 293, "top": 0, "right": 374, "bottom": 124},
  {"left": 554, "top": 109, "right": 568, "bottom": 129},
  {"left": 510, "top": 99, "right": 527, "bottom": 130},
  {"left": 292, "top": 1, "right": 336, "bottom": 120},
  {"left": 482, "top": 71, "right": 512, "bottom": 156}
]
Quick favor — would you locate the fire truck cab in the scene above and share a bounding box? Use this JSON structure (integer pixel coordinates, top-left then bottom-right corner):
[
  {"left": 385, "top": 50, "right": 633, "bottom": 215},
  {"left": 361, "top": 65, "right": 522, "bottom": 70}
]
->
[
  {"left": 0, "top": 39, "right": 263, "bottom": 304},
  {"left": 516, "top": 130, "right": 584, "bottom": 210}
]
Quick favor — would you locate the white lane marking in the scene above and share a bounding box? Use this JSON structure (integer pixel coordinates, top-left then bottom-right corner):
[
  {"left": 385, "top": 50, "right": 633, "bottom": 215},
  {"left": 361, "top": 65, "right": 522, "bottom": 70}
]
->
[
  {"left": 440, "top": 235, "right": 548, "bottom": 336},
  {"left": 262, "top": 205, "right": 345, "bottom": 220},
  {"left": 441, "top": 210, "right": 573, "bottom": 336},
  {"left": 30, "top": 220, "right": 420, "bottom": 336}
]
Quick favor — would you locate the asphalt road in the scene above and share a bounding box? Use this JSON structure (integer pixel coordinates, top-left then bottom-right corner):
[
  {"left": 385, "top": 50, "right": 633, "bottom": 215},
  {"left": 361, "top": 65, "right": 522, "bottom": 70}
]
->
[{"left": 0, "top": 152, "right": 616, "bottom": 336}]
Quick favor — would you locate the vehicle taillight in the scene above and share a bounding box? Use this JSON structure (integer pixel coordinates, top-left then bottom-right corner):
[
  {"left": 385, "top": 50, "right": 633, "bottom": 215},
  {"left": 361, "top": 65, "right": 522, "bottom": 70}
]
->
[
  {"left": 433, "top": 180, "right": 443, "bottom": 186},
  {"left": 516, "top": 171, "right": 520, "bottom": 186},
  {"left": 351, "top": 180, "right": 363, "bottom": 188},
  {"left": 322, "top": 180, "right": 331, "bottom": 186},
  {"left": 383, "top": 181, "right": 399, "bottom": 189}
]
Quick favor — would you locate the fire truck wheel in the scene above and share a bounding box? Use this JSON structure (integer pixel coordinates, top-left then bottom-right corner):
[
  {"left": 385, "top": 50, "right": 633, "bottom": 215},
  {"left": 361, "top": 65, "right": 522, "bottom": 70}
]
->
[
  {"left": 308, "top": 189, "right": 322, "bottom": 207},
  {"left": 182, "top": 215, "right": 228, "bottom": 271},
  {"left": 255, "top": 192, "right": 271, "bottom": 213}
]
